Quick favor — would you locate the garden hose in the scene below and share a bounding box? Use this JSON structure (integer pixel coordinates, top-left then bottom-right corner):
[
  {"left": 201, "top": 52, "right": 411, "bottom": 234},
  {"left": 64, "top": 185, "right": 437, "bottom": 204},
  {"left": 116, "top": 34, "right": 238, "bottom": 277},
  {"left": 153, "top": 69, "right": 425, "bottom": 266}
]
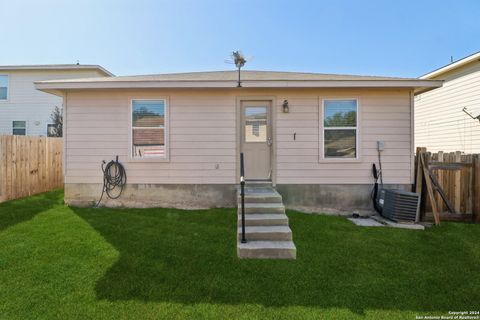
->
[{"left": 95, "top": 156, "right": 127, "bottom": 207}]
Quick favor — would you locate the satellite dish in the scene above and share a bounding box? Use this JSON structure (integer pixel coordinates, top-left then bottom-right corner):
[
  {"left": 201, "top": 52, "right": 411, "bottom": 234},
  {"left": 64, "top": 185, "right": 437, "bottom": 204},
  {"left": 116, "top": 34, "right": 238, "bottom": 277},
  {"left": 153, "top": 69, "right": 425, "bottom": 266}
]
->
[{"left": 462, "top": 107, "right": 480, "bottom": 123}]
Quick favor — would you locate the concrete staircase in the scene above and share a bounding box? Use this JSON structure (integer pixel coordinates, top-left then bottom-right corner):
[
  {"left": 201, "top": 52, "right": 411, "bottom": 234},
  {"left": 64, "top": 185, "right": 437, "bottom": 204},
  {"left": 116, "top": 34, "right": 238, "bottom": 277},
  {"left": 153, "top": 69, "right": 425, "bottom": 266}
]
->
[{"left": 237, "top": 185, "right": 296, "bottom": 259}]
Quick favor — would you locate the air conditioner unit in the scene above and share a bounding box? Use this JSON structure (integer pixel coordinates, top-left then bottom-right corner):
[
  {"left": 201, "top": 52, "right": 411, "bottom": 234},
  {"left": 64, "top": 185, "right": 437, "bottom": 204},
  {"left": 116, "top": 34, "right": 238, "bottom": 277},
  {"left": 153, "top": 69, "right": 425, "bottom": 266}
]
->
[{"left": 381, "top": 189, "right": 420, "bottom": 222}]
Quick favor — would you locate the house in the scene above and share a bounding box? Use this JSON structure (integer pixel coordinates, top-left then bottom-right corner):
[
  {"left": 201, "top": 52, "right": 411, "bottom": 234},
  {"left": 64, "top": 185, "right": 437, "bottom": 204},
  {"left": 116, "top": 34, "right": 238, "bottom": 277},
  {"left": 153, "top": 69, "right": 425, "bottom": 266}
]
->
[
  {"left": 415, "top": 51, "right": 480, "bottom": 153},
  {"left": 0, "top": 64, "right": 113, "bottom": 136},
  {"left": 35, "top": 71, "right": 441, "bottom": 212}
]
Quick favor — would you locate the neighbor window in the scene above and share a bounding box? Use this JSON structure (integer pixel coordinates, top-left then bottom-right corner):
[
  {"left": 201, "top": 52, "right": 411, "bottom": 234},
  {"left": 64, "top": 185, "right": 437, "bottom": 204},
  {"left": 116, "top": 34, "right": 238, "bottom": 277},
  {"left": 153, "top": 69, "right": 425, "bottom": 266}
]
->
[
  {"left": 47, "top": 124, "right": 56, "bottom": 137},
  {"left": 0, "top": 75, "right": 8, "bottom": 100},
  {"left": 323, "top": 99, "right": 357, "bottom": 158},
  {"left": 12, "top": 121, "right": 26, "bottom": 135},
  {"left": 131, "top": 100, "right": 166, "bottom": 159}
]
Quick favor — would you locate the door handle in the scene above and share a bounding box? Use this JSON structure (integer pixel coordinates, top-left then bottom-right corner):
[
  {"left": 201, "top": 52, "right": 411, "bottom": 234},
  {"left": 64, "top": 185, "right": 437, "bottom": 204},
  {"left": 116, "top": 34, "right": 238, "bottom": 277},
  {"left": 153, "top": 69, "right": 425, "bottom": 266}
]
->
[{"left": 267, "top": 138, "right": 273, "bottom": 146}]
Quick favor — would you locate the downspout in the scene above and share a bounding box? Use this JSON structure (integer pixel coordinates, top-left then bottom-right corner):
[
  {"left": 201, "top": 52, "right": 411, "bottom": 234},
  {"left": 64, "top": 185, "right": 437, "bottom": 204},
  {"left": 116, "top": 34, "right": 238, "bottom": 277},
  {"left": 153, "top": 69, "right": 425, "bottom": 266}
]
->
[{"left": 410, "top": 90, "right": 415, "bottom": 185}]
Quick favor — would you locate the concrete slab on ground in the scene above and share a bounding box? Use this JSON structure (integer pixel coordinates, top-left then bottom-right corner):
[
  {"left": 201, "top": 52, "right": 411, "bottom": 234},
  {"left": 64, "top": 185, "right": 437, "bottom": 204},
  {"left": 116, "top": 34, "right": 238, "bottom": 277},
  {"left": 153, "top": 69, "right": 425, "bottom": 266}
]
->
[
  {"left": 371, "top": 215, "right": 426, "bottom": 230},
  {"left": 348, "top": 217, "right": 384, "bottom": 227},
  {"left": 348, "top": 215, "right": 426, "bottom": 230}
]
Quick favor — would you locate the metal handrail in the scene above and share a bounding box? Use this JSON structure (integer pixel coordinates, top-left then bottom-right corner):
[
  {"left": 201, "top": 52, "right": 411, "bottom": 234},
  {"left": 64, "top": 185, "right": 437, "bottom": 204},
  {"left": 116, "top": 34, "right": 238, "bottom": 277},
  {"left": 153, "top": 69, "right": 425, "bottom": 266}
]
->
[{"left": 240, "top": 153, "right": 246, "bottom": 243}]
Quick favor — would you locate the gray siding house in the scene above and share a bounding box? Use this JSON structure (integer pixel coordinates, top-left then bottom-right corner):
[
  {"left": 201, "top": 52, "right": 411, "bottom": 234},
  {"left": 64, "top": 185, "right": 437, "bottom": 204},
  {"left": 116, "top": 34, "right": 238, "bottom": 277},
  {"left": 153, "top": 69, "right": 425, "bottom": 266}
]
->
[
  {"left": 0, "top": 64, "right": 112, "bottom": 136},
  {"left": 415, "top": 51, "right": 480, "bottom": 153}
]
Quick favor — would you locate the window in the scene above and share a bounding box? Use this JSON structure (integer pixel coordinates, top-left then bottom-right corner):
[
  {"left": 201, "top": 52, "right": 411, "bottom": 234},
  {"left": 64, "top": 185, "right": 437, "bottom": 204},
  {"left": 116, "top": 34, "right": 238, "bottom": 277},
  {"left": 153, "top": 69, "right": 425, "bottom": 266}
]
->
[
  {"left": 244, "top": 106, "right": 267, "bottom": 142},
  {"left": 323, "top": 99, "right": 357, "bottom": 158},
  {"left": 47, "top": 124, "right": 56, "bottom": 137},
  {"left": 12, "top": 121, "right": 26, "bottom": 135},
  {"left": 0, "top": 75, "right": 8, "bottom": 100},
  {"left": 131, "top": 100, "right": 166, "bottom": 159}
]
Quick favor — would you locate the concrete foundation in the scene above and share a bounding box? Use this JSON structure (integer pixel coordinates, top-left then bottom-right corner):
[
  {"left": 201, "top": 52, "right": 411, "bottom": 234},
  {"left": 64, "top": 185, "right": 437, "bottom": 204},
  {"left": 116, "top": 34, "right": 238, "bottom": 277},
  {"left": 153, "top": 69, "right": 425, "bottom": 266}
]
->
[
  {"left": 276, "top": 184, "right": 412, "bottom": 215},
  {"left": 64, "top": 183, "right": 237, "bottom": 209},
  {"left": 65, "top": 183, "right": 412, "bottom": 215}
]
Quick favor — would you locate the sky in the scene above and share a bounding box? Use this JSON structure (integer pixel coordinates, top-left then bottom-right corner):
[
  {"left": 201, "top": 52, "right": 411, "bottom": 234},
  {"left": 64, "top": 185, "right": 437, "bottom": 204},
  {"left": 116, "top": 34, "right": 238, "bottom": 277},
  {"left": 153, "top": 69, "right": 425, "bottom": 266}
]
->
[{"left": 0, "top": 0, "right": 479, "bottom": 77}]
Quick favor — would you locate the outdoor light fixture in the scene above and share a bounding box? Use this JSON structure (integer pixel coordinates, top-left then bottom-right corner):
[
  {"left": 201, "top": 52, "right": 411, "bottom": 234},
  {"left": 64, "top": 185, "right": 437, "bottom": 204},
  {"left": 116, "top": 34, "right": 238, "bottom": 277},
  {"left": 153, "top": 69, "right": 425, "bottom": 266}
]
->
[{"left": 282, "top": 100, "right": 289, "bottom": 113}]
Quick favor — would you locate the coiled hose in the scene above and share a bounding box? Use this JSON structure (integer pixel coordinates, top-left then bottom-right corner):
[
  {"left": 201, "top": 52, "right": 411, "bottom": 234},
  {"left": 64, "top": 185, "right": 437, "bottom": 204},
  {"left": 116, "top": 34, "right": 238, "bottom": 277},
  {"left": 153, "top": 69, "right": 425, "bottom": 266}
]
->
[{"left": 95, "top": 156, "right": 127, "bottom": 207}]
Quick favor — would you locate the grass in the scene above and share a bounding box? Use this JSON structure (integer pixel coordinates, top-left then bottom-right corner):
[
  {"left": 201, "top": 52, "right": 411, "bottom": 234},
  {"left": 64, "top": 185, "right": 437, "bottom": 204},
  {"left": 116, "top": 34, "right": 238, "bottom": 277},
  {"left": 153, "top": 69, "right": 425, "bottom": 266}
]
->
[{"left": 0, "top": 190, "right": 479, "bottom": 319}]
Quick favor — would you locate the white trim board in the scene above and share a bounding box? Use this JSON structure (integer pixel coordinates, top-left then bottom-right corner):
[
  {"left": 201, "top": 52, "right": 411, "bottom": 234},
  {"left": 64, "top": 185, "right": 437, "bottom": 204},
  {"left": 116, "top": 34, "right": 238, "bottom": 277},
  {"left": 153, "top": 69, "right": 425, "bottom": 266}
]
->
[{"left": 35, "top": 79, "right": 442, "bottom": 91}]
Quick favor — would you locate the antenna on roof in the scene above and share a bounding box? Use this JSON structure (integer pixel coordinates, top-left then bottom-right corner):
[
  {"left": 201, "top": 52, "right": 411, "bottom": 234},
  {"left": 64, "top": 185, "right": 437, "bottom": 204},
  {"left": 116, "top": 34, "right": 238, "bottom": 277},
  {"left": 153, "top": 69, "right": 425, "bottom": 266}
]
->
[
  {"left": 450, "top": 56, "right": 454, "bottom": 63},
  {"left": 225, "top": 51, "right": 247, "bottom": 87}
]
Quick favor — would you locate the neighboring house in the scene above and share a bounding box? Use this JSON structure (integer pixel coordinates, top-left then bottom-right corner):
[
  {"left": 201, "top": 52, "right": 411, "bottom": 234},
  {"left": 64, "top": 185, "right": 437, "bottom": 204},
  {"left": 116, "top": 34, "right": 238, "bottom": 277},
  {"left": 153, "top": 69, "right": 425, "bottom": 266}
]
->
[
  {"left": 415, "top": 51, "right": 480, "bottom": 153},
  {"left": 0, "top": 64, "right": 113, "bottom": 136},
  {"left": 35, "top": 71, "right": 440, "bottom": 211}
]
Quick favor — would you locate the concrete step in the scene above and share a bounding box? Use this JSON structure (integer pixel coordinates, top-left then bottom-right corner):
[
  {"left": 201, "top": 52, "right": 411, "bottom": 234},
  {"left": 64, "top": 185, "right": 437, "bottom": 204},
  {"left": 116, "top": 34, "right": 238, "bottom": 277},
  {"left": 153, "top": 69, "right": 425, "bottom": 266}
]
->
[
  {"left": 237, "top": 213, "right": 288, "bottom": 226},
  {"left": 237, "top": 225, "right": 292, "bottom": 241},
  {"left": 237, "top": 187, "right": 282, "bottom": 203},
  {"left": 238, "top": 194, "right": 283, "bottom": 203},
  {"left": 238, "top": 202, "right": 285, "bottom": 214},
  {"left": 235, "top": 185, "right": 296, "bottom": 259},
  {"left": 237, "top": 240, "right": 296, "bottom": 259},
  {"left": 244, "top": 181, "right": 272, "bottom": 187}
]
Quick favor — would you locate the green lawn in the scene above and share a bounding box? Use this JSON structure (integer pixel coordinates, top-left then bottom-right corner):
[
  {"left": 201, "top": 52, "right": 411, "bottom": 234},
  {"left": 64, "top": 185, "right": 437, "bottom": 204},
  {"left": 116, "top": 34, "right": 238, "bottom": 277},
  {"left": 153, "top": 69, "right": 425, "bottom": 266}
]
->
[{"left": 0, "top": 190, "right": 479, "bottom": 319}]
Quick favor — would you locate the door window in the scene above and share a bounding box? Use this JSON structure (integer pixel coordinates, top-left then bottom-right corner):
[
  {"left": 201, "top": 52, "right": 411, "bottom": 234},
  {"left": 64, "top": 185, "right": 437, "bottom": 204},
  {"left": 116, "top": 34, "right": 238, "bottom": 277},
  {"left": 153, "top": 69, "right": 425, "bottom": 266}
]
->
[{"left": 244, "top": 106, "right": 267, "bottom": 142}]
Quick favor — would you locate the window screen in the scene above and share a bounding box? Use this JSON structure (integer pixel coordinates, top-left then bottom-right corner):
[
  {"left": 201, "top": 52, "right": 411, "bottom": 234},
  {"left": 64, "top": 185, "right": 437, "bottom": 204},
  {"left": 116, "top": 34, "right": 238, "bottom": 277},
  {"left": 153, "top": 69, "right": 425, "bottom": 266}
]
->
[
  {"left": 323, "top": 100, "right": 357, "bottom": 158},
  {"left": 132, "top": 100, "right": 166, "bottom": 159}
]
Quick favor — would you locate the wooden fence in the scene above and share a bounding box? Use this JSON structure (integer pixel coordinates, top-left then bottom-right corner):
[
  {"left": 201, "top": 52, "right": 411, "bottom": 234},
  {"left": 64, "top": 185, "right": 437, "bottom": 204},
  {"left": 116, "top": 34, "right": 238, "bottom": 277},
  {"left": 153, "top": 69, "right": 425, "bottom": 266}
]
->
[
  {"left": 415, "top": 147, "right": 479, "bottom": 223},
  {"left": 0, "top": 135, "right": 63, "bottom": 203}
]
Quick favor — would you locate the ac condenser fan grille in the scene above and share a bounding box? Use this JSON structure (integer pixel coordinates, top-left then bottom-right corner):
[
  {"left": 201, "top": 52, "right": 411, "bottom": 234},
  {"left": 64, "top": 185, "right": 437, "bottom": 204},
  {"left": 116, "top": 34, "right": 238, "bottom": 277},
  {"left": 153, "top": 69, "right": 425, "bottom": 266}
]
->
[{"left": 382, "top": 189, "right": 420, "bottom": 222}]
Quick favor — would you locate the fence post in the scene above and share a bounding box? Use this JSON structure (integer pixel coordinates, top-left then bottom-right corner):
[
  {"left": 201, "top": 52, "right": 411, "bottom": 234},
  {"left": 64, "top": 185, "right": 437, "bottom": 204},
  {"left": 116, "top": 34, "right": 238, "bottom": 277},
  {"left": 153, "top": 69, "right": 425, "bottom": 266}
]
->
[
  {"left": 473, "top": 154, "right": 480, "bottom": 223},
  {"left": 421, "top": 152, "right": 440, "bottom": 225},
  {"left": 436, "top": 151, "right": 444, "bottom": 212},
  {"left": 415, "top": 147, "right": 427, "bottom": 219},
  {"left": 454, "top": 151, "right": 462, "bottom": 213},
  {"left": 0, "top": 136, "right": 5, "bottom": 202}
]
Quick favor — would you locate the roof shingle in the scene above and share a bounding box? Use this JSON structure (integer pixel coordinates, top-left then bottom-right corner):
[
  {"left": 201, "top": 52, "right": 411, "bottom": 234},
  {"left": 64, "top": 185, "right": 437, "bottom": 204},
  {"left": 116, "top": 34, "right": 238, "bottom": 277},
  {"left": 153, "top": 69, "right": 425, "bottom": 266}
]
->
[{"left": 37, "top": 70, "right": 419, "bottom": 83}]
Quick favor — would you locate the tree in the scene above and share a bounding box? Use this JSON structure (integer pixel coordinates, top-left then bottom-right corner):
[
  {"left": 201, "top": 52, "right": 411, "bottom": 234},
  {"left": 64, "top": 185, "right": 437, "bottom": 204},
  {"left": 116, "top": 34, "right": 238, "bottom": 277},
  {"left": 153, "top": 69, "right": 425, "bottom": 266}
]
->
[
  {"left": 49, "top": 106, "right": 63, "bottom": 137},
  {"left": 324, "top": 111, "right": 356, "bottom": 127}
]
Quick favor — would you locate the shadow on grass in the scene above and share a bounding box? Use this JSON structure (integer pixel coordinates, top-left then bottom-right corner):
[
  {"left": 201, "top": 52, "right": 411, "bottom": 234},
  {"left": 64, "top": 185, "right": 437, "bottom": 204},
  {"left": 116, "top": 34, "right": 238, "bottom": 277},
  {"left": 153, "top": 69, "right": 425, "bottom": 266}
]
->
[
  {"left": 0, "top": 190, "right": 63, "bottom": 231},
  {"left": 72, "top": 206, "right": 480, "bottom": 313}
]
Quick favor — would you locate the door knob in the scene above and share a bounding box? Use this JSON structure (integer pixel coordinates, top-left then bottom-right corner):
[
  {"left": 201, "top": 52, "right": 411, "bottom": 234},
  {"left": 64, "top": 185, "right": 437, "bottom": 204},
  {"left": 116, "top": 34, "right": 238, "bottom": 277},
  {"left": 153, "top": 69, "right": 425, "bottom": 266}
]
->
[{"left": 267, "top": 138, "right": 273, "bottom": 146}]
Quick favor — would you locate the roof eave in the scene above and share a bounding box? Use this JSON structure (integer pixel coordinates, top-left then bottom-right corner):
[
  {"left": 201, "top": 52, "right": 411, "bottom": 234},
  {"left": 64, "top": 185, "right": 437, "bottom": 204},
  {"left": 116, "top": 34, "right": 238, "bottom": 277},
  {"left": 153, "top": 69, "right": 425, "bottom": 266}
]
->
[
  {"left": 420, "top": 52, "right": 480, "bottom": 79},
  {"left": 35, "top": 79, "right": 442, "bottom": 91},
  {"left": 93, "top": 66, "right": 115, "bottom": 77},
  {"left": 0, "top": 65, "right": 114, "bottom": 77}
]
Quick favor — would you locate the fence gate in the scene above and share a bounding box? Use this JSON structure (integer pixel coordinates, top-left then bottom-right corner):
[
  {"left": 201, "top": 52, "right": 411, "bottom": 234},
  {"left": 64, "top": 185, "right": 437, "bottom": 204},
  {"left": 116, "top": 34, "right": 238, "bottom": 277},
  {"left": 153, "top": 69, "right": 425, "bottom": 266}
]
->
[{"left": 415, "top": 147, "right": 480, "bottom": 223}]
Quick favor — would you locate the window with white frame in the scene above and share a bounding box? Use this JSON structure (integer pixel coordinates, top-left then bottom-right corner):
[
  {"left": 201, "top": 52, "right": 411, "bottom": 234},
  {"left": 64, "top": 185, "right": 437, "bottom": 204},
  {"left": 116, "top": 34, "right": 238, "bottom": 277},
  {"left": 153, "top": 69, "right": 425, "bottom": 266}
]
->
[
  {"left": 0, "top": 75, "right": 8, "bottom": 100},
  {"left": 12, "top": 121, "right": 26, "bottom": 135},
  {"left": 323, "top": 99, "right": 357, "bottom": 158},
  {"left": 131, "top": 100, "right": 166, "bottom": 159}
]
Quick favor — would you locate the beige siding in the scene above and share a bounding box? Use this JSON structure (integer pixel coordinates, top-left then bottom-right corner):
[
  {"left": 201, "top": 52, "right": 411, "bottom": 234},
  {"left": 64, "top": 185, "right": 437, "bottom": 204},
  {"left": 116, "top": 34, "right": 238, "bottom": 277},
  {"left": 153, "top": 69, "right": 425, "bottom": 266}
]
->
[
  {"left": 415, "top": 62, "right": 480, "bottom": 153},
  {"left": 0, "top": 69, "right": 106, "bottom": 136},
  {"left": 65, "top": 88, "right": 413, "bottom": 185},
  {"left": 275, "top": 89, "right": 412, "bottom": 185}
]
